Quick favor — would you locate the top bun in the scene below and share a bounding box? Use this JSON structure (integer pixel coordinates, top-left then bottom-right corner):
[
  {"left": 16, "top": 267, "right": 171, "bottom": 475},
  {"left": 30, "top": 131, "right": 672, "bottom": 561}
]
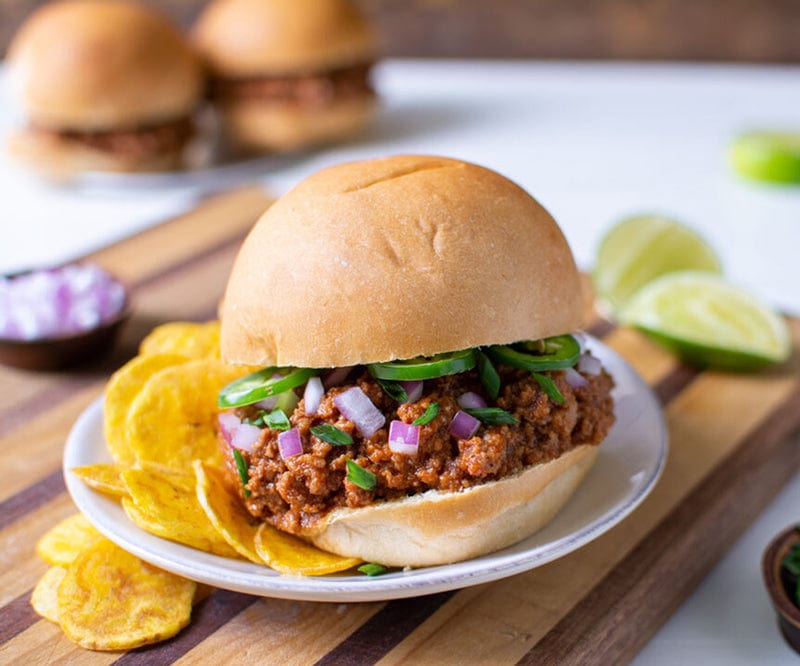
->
[
  {"left": 8, "top": 0, "right": 203, "bottom": 131},
  {"left": 221, "top": 155, "right": 583, "bottom": 368},
  {"left": 193, "top": 0, "right": 376, "bottom": 77}
]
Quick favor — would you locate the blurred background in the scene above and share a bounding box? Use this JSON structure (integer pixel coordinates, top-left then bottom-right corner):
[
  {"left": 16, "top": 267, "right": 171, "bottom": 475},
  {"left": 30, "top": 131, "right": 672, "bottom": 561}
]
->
[{"left": 3, "top": 0, "right": 800, "bottom": 61}]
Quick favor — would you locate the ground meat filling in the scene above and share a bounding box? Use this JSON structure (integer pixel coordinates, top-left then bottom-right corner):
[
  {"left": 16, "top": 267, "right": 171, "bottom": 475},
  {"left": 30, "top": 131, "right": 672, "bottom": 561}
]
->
[
  {"left": 209, "top": 62, "right": 375, "bottom": 107},
  {"left": 35, "top": 116, "right": 194, "bottom": 159},
  {"left": 221, "top": 356, "right": 615, "bottom": 535}
]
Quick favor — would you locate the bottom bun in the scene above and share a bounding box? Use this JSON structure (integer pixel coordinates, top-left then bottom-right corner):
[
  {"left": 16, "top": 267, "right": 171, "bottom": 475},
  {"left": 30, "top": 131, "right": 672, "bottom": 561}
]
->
[
  {"left": 7, "top": 129, "right": 185, "bottom": 178},
  {"left": 218, "top": 95, "right": 376, "bottom": 153},
  {"left": 303, "top": 444, "right": 599, "bottom": 567}
]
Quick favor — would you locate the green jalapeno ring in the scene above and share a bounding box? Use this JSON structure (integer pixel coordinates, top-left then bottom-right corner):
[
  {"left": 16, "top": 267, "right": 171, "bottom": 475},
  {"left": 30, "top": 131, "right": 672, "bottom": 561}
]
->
[
  {"left": 218, "top": 367, "right": 318, "bottom": 408},
  {"left": 487, "top": 334, "right": 580, "bottom": 372},
  {"left": 367, "top": 349, "right": 477, "bottom": 381}
]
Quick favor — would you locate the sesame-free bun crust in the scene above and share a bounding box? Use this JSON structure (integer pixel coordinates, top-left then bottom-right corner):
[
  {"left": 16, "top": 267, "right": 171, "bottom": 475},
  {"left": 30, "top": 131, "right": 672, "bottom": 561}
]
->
[
  {"left": 7, "top": 128, "right": 184, "bottom": 177},
  {"left": 304, "top": 445, "right": 598, "bottom": 567},
  {"left": 221, "top": 155, "right": 584, "bottom": 368},
  {"left": 8, "top": 0, "right": 202, "bottom": 131},
  {"left": 218, "top": 96, "right": 376, "bottom": 153},
  {"left": 193, "top": 0, "right": 376, "bottom": 77}
]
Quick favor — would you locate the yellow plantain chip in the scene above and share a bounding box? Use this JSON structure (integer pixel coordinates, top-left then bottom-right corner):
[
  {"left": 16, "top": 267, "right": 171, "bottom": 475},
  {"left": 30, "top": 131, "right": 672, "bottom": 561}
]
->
[
  {"left": 31, "top": 566, "right": 66, "bottom": 624},
  {"left": 104, "top": 352, "right": 188, "bottom": 465},
  {"left": 36, "top": 514, "right": 103, "bottom": 567},
  {"left": 126, "top": 360, "right": 254, "bottom": 471},
  {"left": 139, "top": 321, "right": 221, "bottom": 359},
  {"left": 70, "top": 464, "right": 129, "bottom": 499},
  {"left": 58, "top": 539, "right": 195, "bottom": 651},
  {"left": 121, "top": 467, "right": 239, "bottom": 558},
  {"left": 193, "top": 460, "right": 264, "bottom": 565},
  {"left": 254, "top": 524, "right": 361, "bottom": 576}
]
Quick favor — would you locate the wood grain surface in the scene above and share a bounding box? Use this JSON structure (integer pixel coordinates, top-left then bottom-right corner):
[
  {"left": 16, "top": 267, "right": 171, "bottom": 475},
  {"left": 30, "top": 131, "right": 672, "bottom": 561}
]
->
[
  {"left": 0, "top": 186, "right": 798, "bottom": 665},
  {"left": 2, "top": 0, "right": 800, "bottom": 62}
]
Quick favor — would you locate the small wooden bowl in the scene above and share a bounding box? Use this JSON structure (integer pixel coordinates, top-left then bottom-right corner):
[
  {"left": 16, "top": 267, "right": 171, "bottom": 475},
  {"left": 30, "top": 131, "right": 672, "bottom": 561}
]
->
[
  {"left": 0, "top": 267, "right": 130, "bottom": 371},
  {"left": 762, "top": 525, "right": 800, "bottom": 654}
]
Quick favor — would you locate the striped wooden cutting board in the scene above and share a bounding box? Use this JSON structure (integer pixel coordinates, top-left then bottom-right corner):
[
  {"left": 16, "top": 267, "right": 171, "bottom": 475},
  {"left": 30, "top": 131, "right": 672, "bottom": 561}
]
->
[{"left": 0, "top": 186, "right": 798, "bottom": 665}]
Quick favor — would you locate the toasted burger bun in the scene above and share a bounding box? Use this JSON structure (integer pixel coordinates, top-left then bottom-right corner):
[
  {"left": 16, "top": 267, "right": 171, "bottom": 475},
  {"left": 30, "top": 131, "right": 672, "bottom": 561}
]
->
[
  {"left": 221, "top": 155, "right": 584, "bottom": 368},
  {"left": 215, "top": 96, "right": 377, "bottom": 152},
  {"left": 303, "top": 445, "right": 598, "bottom": 567},
  {"left": 8, "top": 0, "right": 202, "bottom": 132},
  {"left": 193, "top": 0, "right": 376, "bottom": 77}
]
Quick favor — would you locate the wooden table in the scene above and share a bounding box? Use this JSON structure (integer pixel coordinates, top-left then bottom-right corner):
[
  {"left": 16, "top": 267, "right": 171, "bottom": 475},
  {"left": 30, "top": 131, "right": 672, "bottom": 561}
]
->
[{"left": 1, "top": 187, "right": 799, "bottom": 664}]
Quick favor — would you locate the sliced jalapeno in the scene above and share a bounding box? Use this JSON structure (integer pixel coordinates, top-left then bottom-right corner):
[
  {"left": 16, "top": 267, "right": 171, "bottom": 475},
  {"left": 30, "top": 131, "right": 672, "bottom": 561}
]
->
[
  {"left": 487, "top": 335, "right": 580, "bottom": 372},
  {"left": 218, "top": 367, "right": 318, "bottom": 408},
  {"left": 368, "top": 349, "right": 476, "bottom": 381}
]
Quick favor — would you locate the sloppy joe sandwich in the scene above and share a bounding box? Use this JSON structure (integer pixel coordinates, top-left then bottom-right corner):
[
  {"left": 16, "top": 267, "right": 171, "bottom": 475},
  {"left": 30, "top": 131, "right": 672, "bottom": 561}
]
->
[
  {"left": 7, "top": 0, "right": 203, "bottom": 175},
  {"left": 193, "top": 0, "right": 377, "bottom": 153},
  {"left": 217, "top": 155, "right": 615, "bottom": 567}
]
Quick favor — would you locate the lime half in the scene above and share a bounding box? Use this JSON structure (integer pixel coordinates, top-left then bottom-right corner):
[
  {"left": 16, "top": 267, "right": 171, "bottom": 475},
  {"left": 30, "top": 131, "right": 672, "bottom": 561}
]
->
[
  {"left": 593, "top": 215, "right": 721, "bottom": 314},
  {"left": 621, "top": 271, "right": 791, "bottom": 371},
  {"left": 731, "top": 131, "right": 800, "bottom": 184}
]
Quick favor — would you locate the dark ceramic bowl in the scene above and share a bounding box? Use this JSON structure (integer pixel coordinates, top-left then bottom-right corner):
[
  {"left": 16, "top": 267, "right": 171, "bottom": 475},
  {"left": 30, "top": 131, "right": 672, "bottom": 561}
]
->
[
  {"left": 762, "top": 525, "right": 800, "bottom": 654},
  {"left": 0, "top": 267, "right": 130, "bottom": 371}
]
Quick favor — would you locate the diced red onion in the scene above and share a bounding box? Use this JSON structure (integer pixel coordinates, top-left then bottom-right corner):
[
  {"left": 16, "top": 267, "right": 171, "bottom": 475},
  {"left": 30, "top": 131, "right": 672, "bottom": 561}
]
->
[
  {"left": 217, "top": 413, "right": 241, "bottom": 445},
  {"left": 564, "top": 367, "right": 589, "bottom": 389},
  {"left": 278, "top": 427, "right": 303, "bottom": 459},
  {"left": 573, "top": 331, "right": 588, "bottom": 352},
  {"left": 323, "top": 366, "right": 353, "bottom": 388},
  {"left": 457, "top": 391, "right": 486, "bottom": 410},
  {"left": 449, "top": 410, "right": 480, "bottom": 440},
  {"left": 334, "top": 387, "right": 385, "bottom": 438},
  {"left": 231, "top": 423, "right": 262, "bottom": 452},
  {"left": 399, "top": 380, "right": 424, "bottom": 403},
  {"left": 304, "top": 376, "right": 324, "bottom": 415},
  {"left": 578, "top": 354, "right": 602, "bottom": 375},
  {"left": 388, "top": 420, "right": 421, "bottom": 455},
  {"left": 254, "top": 396, "right": 279, "bottom": 410},
  {"left": 0, "top": 263, "right": 125, "bottom": 340}
]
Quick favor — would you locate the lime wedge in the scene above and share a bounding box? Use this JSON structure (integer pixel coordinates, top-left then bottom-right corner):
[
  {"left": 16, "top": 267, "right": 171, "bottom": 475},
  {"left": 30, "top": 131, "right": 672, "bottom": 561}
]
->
[
  {"left": 621, "top": 271, "right": 791, "bottom": 371},
  {"left": 731, "top": 131, "right": 800, "bottom": 184},
  {"left": 593, "top": 215, "right": 721, "bottom": 314}
]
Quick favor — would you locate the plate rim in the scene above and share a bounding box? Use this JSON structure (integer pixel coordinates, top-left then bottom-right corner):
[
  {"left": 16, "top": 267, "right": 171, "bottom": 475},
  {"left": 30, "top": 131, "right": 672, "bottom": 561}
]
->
[{"left": 63, "top": 336, "right": 667, "bottom": 602}]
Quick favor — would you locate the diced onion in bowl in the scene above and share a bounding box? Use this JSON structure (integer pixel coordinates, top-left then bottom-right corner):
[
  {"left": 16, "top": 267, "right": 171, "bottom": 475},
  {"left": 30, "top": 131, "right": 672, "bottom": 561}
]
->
[
  {"left": 449, "top": 410, "right": 481, "bottom": 440},
  {"left": 388, "top": 420, "right": 420, "bottom": 455},
  {"left": 278, "top": 427, "right": 303, "bottom": 459},
  {"left": 334, "top": 387, "right": 385, "bottom": 438},
  {"left": 0, "top": 263, "right": 126, "bottom": 340},
  {"left": 564, "top": 367, "right": 589, "bottom": 389},
  {"left": 457, "top": 391, "right": 486, "bottom": 409},
  {"left": 304, "top": 376, "right": 324, "bottom": 415}
]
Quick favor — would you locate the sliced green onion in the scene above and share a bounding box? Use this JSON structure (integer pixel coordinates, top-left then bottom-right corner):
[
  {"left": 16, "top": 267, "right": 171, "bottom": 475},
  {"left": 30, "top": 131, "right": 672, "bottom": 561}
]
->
[
  {"left": 477, "top": 351, "right": 500, "bottom": 400},
  {"left": 377, "top": 379, "right": 408, "bottom": 403},
  {"left": 487, "top": 335, "right": 580, "bottom": 372},
  {"left": 310, "top": 424, "right": 353, "bottom": 446},
  {"left": 464, "top": 407, "right": 518, "bottom": 425},
  {"left": 265, "top": 408, "right": 291, "bottom": 431},
  {"left": 412, "top": 402, "right": 440, "bottom": 426},
  {"left": 232, "top": 449, "right": 251, "bottom": 498},
  {"left": 358, "top": 563, "right": 388, "bottom": 577},
  {"left": 218, "top": 367, "right": 318, "bottom": 408},
  {"left": 533, "top": 372, "right": 565, "bottom": 404},
  {"left": 368, "top": 349, "right": 476, "bottom": 381},
  {"left": 242, "top": 410, "right": 266, "bottom": 427},
  {"left": 346, "top": 459, "right": 376, "bottom": 490}
]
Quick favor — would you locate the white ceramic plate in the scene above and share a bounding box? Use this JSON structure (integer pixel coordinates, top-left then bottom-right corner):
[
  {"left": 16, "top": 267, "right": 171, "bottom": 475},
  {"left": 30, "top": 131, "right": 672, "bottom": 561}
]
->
[{"left": 64, "top": 337, "right": 667, "bottom": 603}]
